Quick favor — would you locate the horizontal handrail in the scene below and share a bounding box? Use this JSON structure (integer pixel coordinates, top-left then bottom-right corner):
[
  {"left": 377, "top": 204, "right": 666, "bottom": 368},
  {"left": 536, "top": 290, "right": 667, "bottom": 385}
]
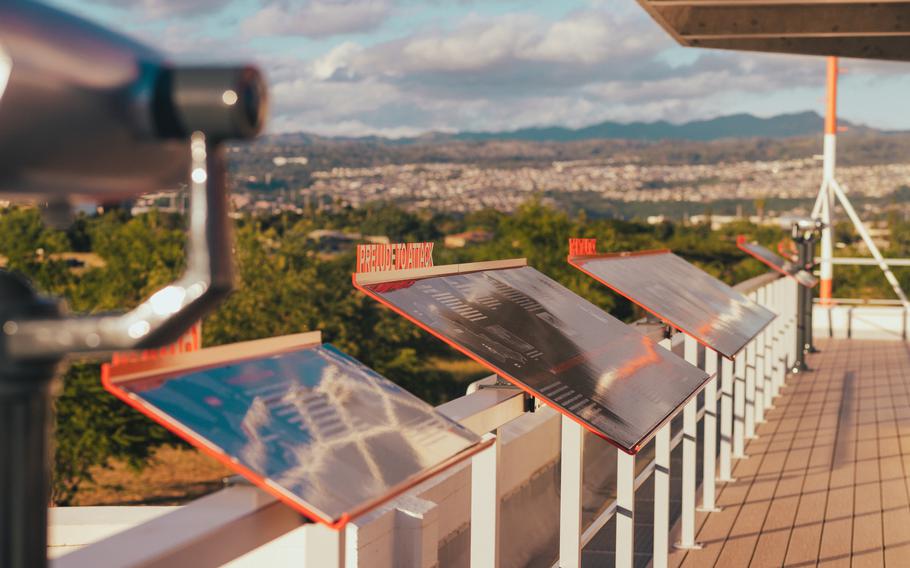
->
[
  {"left": 817, "top": 297, "right": 906, "bottom": 306},
  {"left": 815, "top": 256, "right": 910, "bottom": 267}
]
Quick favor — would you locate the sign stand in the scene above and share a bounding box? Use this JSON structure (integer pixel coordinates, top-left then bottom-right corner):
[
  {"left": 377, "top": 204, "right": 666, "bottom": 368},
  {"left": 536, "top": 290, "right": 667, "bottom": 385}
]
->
[
  {"left": 559, "top": 416, "right": 585, "bottom": 568},
  {"left": 676, "top": 335, "right": 703, "bottom": 550},
  {"left": 471, "top": 432, "right": 501, "bottom": 568},
  {"left": 652, "top": 341, "right": 672, "bottom": 566},
  {"left": 698, "top": 347, "right": 721, "bottom": 512},
  {"left": 355, "top": 250, "right": 710, "bottom": 568},
  {"left": 567, "top": 243, "right": 779, "bottom": 554}
]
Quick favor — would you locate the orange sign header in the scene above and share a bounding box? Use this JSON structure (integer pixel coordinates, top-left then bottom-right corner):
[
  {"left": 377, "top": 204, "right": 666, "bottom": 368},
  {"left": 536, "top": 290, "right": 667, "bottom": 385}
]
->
[
  {"left": 356, "top": 242, "right": 435, "bottom": 274},
  {"left": 102, "top": 322, "right": 202, "bottom": 381},
  {"left": 569, "top": 238, "right": 597, "bottom": 257}
]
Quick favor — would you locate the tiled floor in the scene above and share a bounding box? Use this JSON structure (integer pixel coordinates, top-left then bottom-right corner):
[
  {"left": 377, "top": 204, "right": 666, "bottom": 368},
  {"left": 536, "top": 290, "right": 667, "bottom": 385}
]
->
[{"left": 669, "top": 338, "right": 910, "bottom": 568}]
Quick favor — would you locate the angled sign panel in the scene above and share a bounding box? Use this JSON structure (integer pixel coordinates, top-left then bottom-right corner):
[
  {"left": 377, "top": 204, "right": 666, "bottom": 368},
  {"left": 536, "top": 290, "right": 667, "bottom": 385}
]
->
[
  {"left": 354, "top": 260, "right": 710, "bottom": 454},
  {"left": 737, "top": 236, "right": 819, "bottom": 288},
  {"left": 103, "top": 332, "right": 487, "bottom": 528},
  {"left": 569, "top": 248, "right": 776, "bottom": 359}
]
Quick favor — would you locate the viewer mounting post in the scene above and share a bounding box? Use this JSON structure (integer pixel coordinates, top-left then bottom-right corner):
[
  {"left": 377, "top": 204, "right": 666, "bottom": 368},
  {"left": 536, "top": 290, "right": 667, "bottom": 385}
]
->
[
  {"left": 791, "top": 222, "right": 819, "bottom": 372},
  {"left": 0, "top": 2, "right": 266, "bottom": 566}
]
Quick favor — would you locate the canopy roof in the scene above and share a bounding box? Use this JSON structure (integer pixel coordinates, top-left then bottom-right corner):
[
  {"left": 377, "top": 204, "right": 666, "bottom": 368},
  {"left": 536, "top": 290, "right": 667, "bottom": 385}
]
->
[{"left": 637, "top": 1, "right": 910, "bottom": 61}]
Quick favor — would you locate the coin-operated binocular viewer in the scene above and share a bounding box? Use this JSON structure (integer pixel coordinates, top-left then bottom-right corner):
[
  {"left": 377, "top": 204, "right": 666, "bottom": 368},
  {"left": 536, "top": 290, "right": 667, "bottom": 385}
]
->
[
  {"left": 791, "top": 219, "right": 823, "bottom": 368},
  {"left": 0, "top": 2, "right": 267, "bottom": 566}
]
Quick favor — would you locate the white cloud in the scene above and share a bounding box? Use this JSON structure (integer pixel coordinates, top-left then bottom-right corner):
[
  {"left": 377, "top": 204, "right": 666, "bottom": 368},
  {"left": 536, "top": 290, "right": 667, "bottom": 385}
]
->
[
  {"left": 311, "top": 42, "right": 365, "bottom": 80},
  {"left": 69, "top": 0, "right": 905, "bottom": 136},
  {"left": 82, "top": 0, "right": 233, "bottom": 18},
  {"left": 243, "top": 0, "right": 392, "bottom": 38},
  {"left": 263, "top": 8, "right": 818, "bottom": 134}
]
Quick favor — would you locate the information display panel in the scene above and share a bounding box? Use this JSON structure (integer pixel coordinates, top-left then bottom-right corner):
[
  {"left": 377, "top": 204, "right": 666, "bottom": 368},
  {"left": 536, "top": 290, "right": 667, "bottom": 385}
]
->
[
  {"left": 737, "top": 237, "right": 819, "bottom": 288},
  {"left": 569, "top": 250, "right": 776, "bottom": 359},
  {"left": 354, "top": 262, "right": 710, "bottom": 454},
  {"left": 103, "top": 333, "right": 487, "bottom": 528}
]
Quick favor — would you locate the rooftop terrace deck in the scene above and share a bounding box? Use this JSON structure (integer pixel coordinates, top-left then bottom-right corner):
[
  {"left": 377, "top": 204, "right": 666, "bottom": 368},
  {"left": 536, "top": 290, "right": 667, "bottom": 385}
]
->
[{"left": 669, "top": 337, "right": 910, "bottom": 568}]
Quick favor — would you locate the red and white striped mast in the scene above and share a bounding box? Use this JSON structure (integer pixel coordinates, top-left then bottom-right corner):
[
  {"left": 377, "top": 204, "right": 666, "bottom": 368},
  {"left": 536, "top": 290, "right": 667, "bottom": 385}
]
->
[
  {"left": 817, "top": 57, "right": 837, "bottom": 305},
  {"left": 811, "top": 56, "right": 910, "bottom": 309}
]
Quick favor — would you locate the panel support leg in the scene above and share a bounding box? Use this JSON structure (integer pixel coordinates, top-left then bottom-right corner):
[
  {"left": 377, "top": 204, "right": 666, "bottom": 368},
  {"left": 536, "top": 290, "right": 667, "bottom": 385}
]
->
[
  {"left": 755, "top": 333, "right": 765, "bottom": 424},
  {"left": 699, "top": 348, "right": 721, "bottom": 512},
  {"left": 733, "top": 353, "right": 747, "bottom": 460},
  {"left": 616, "top": 450, "right": 635, "bottom": 568},
  {"left": 653, "top": 424, "right": 670, "bottom": 568},
  {"left": 675, "top": 398, "right": 702, "bottom": 550},
  {"left": 471, "top": 432, "right": 500, "bottom": 568},
  {"left": 745, "top": 340, "right": 756, "bottom": 439},
  {"left": 718, "top": 356, "right": 735, "bottom": 482},
  {"left": 559, "top": 415, "right": 584, "bottom": 568}
]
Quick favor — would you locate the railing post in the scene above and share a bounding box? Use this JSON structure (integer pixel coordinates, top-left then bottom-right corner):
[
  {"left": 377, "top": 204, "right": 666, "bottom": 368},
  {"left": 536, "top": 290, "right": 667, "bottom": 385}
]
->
[
  {"left": 752, "top": 289, "right": 765, "bottom": 422},
  {"left": 676, "top": 334, "right": 702, "bottom": 550},
  {"left": 559, "top": 415, "right": 584, "bottom": 568},
  {"left": 653, "top": 423, "right": 671, "bottom": 568},
  {"left": 733, "top": 350, "right": 747, "bottom": 459},
  {"left": 744, "top": 338, "right": 757, "bottom": 439},
  {"left": 699, "top": 348, "right": 721, "bottom": 512},
  {"left": 718, "top": 356, "right": 735, "bottom": 481},
  {"left": 774, "top": 278, "right": 789, "bottom": 398},
  {"left": 471, "top": 432, "right": 500, "bottom": 568},
  {"left": 616, "top": 449, "right": 636, "bottom": 568},
  {"left": 760, "top": 285, "right": 775, "bottom": 411},
  {"left": 751, "top": 291, "right": 766, "bottom": 425}
]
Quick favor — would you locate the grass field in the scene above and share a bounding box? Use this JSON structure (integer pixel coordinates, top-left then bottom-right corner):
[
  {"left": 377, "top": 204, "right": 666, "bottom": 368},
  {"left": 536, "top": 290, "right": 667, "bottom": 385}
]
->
[{"left": 68, "top": 446, "right": 231, "bottom": 506}]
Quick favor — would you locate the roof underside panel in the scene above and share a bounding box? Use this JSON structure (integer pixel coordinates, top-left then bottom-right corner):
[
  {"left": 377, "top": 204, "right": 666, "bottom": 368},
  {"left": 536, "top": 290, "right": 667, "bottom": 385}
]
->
[{"left": 637, "top": 1, "right": 910, "bottom": 61}]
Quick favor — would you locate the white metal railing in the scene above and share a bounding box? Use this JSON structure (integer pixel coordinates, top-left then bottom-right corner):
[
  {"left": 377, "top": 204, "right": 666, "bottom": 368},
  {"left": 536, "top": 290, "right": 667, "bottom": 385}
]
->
[
  {"left": 815, "top": 256, "right": 910, "bottom": 266},
  {"left": 52, "top": 273, "right": 800, "bottom": 568}
]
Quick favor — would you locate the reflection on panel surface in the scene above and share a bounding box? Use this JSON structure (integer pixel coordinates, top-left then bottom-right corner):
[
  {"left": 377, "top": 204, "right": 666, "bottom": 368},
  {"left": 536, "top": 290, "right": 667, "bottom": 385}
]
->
[
  {"left": 107, "top": 343, "right": 481, "bottom": 525},
  {"left": 570, "top": 251, "right": 776, "bottom": 359},
  {"left": 358, "top": 265, "right": 709, "bottom": 453},
  {"left": 738, "top": 240, "right": 819, "bottom": 288}
]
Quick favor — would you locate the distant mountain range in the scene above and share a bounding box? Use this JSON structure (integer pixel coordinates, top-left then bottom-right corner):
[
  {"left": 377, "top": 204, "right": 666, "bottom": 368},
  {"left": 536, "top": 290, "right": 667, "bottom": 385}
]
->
[
  {"left": 276, "top": 111, "right": 877, "bottom": 145},
  {"left": 446, "top": 111, "right": 870, "bottom": 142}
]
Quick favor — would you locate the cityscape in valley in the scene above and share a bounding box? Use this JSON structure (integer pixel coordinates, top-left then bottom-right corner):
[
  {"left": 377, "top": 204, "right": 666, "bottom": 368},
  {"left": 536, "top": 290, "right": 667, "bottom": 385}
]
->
[{"left": 210, "top": 116, "right": 910, "bottom": 226}]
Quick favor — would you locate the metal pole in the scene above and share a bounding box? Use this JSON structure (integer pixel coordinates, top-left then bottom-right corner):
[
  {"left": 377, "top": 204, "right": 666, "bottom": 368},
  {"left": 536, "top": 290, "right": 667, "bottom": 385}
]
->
[
  {"left": 819, "top": 57, "right": 838, "bottom": 305},
  {"left": 801, "top": 236, "right": 818, "bottom": 353},
  {"left": 791, "top": 239, "right": 810, "bottom": 372},
  {"left": 0, "top": 274, "right": 62, "bottom": 568}
]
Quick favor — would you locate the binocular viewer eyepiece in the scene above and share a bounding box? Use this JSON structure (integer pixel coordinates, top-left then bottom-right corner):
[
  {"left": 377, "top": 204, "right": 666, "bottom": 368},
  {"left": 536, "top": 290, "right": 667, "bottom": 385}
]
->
[
  {"left": 152, "top": 65, "right": 267, "bottom": 142},
  {"left": 0, "top": 0, "right": 267, "bottom": 202}
]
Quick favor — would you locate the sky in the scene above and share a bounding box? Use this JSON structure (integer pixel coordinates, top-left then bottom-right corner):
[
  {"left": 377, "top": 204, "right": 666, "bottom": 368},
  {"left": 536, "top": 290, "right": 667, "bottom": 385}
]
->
[{"left": 49, "top": 0, "right": 910, "bottom": 138}]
